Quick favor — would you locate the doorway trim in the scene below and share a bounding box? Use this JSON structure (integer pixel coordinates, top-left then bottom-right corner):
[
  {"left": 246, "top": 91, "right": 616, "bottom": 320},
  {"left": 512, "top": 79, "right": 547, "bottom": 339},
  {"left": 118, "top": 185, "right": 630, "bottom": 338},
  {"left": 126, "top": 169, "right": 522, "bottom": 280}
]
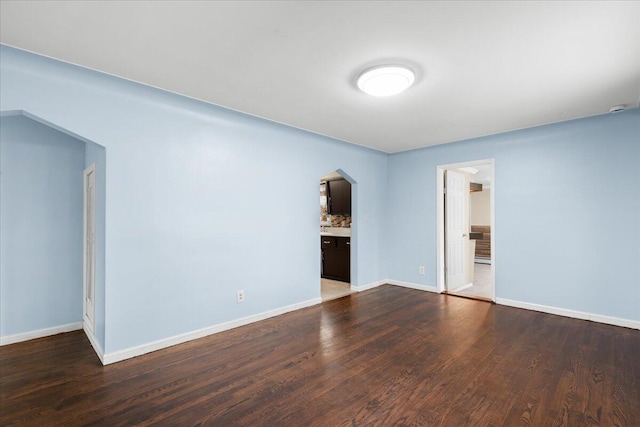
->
[
  {"left": 83, "top": 163, "right": 97, "bottom": 334},
  {"left": 436, "top": 158, "right": 495, "bottom": 301}
]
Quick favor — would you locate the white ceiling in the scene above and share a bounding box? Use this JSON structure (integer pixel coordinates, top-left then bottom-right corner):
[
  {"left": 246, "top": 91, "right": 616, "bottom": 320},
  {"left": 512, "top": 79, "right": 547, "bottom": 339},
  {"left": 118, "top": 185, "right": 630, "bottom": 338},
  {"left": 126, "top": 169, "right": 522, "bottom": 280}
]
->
[{"left": 1, "top": 1, "right": 639, "bottom": 153}]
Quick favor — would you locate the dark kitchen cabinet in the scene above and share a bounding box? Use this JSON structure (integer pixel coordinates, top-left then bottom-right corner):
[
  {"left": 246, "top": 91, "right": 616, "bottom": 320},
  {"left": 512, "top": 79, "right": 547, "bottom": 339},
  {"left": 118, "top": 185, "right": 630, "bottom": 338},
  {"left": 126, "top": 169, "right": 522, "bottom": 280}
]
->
[
  {"left": 327, "top": 179, "right": 351, "bottom": 215},
  {"left": 321, "top": 236, "right": 350, "bottom": 282}
]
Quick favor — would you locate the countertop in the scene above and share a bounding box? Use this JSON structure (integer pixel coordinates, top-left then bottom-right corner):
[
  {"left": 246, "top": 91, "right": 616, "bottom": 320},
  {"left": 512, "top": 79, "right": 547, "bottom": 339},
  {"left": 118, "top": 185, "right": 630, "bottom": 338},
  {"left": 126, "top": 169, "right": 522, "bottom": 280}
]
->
[{"left": 320, "top": 227, "right": 351, "bottom": 237}]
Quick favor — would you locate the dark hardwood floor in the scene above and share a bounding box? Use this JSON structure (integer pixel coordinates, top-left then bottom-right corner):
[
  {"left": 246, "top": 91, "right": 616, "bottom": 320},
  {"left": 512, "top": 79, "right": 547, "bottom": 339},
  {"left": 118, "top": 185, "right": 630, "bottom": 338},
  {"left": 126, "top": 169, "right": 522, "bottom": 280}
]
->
[{"left": 1, "top": 285, "right": 639, "bottom": 426}]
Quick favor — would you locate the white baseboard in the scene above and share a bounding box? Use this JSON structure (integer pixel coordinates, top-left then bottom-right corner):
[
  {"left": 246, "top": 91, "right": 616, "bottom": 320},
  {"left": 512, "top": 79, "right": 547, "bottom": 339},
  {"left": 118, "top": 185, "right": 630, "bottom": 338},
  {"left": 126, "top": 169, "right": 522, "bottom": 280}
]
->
[
  {"left": 83, "top": 325, "right": 105, "bottom": 364},
  {"left": 352, "top": 279, "right": 438, "bottom": 294},
  {"left": 0, "top": 321, "right": 83, "bottom": 346},
  {"left": 387, "top": 279, "right": 438, "bottom": 293},
  {"left": 102, "top": 297, "right": 322, "bottom": 365},
  {"left": 497, "top": 298, "right": 640, "bottom": 330},
  {"left": 352, "top": 280, "right": 386, "bottom": 292}
]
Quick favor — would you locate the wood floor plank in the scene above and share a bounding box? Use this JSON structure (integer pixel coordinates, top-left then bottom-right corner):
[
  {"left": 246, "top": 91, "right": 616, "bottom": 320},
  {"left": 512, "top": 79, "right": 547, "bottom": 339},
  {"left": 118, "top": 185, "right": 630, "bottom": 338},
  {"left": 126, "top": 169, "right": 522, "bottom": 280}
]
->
[
  {"left": 1, "top": 285, "right": 639, "bottom": 426},
  {"left": 501, "top": 314, "right": 570, "bottom": 426}
]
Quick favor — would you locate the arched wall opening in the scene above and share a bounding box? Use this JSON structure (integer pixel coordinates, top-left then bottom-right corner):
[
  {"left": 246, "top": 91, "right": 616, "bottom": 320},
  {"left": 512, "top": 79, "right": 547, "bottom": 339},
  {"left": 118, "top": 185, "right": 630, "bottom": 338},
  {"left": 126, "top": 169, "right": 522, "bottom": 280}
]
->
[
  {"left": 319, "top": 168, "right": 357, "bottom": 301},
  {"left": 0, "top": 110, "right": 106, "bottom": 361}
]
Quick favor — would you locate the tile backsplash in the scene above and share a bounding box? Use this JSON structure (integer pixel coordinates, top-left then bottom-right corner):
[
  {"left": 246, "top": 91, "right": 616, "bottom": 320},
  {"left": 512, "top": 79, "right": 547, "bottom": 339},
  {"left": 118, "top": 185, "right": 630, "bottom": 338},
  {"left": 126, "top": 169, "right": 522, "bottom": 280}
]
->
[
  {"left": 327, "top": 214, "right": 351, "bottom": 228},
  {"left": 320, "top": 181, "right": 351, "bottom": 228}
]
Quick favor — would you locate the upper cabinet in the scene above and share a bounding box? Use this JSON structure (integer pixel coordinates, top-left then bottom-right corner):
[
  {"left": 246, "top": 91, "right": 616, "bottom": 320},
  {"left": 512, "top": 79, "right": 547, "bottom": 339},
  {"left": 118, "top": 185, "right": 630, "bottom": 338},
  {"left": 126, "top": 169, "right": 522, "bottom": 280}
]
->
[{"left": 327, "top": 179, "right": 351, "bottom": 215}]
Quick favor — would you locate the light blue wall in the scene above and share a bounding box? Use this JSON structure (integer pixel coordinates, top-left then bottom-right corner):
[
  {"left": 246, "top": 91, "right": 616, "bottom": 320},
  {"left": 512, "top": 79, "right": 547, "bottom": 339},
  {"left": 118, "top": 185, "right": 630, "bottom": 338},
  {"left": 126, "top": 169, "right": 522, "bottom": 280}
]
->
[
  {"left": 0, "top": 45, "right": 388, "bottom": 353},
  {"left": 0, "top": 114, "right": 85, "bottom": 336},
  {"left": 85, "top": 141, "right": 106, "bottom": 349},
  {"left": 388, "top": 109, "right": 640, "bottom": 321},
  {"left": 2, "top": 43, "right": 637, "bottom": 356}
]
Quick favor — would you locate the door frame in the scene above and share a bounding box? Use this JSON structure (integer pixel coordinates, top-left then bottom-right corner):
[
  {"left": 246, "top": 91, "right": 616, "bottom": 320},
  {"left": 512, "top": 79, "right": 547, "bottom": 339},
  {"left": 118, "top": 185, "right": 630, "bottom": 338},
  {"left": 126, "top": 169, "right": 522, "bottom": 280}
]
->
[
  {"left": 83, "top": 163, "right": 96, "bottom": 334},
  {"left": 436, "top": 159, "right": 495, "bottom": 301}
]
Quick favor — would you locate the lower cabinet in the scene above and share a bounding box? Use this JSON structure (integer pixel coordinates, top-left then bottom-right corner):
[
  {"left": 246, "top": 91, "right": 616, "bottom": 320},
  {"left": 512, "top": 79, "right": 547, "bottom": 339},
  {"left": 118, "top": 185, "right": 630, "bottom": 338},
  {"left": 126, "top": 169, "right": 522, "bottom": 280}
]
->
[{"left": 321, "top": 236, "right": 350, "bottom": 282}]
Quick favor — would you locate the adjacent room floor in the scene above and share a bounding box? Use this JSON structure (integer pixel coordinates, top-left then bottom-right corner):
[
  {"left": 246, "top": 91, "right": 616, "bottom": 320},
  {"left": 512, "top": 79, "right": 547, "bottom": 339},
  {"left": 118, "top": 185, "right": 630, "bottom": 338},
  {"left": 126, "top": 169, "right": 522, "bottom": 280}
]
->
[
  {"left": 321, "top": 277, "right": 352, "bottom": 301},
  {"left": 2, "top": 285, "right": 639, "bottom": 426},
  {"left": 456, "top": 262, "right": 492, "bottom": 299}
]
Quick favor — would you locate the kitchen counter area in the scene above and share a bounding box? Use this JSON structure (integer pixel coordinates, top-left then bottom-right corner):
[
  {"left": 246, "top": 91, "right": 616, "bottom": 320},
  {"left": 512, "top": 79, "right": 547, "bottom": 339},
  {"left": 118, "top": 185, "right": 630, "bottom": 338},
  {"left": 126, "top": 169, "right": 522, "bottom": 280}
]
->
[{"left": 320, "top": 226, "right": 351, "bottom": 237}]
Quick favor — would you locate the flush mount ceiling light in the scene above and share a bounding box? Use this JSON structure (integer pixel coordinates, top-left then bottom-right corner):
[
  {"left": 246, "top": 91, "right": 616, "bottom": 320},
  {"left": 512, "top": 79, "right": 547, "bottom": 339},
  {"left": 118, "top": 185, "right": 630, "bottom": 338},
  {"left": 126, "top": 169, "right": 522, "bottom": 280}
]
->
[
  {"left": 357, "top": 65, "right": 415, "bottom": 97},
  {"left": 459, "top": 167, "right": 479, "bottom": 174}
]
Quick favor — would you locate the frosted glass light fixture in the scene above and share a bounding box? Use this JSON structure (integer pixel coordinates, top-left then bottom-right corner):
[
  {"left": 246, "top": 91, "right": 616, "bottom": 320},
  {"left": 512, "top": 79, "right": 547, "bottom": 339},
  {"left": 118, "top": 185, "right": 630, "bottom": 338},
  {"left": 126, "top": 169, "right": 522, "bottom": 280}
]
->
[
  {"left": 459, "top": 167, "right": 479, "bottom": 174},
  {"left": 357, "top": 65, "right": 415, "bottom": 97}
]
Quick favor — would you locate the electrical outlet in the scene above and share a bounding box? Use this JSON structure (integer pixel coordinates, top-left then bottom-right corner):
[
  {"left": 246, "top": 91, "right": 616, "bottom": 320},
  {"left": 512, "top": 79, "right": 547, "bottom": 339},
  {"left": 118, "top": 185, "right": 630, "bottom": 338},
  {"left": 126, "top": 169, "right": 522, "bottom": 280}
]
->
[
  {"left": 237, "top": 290, "right": 245, "bottom": 303},
  {"left": 419, "top": 266, "right": 425, "bottom": 275}
]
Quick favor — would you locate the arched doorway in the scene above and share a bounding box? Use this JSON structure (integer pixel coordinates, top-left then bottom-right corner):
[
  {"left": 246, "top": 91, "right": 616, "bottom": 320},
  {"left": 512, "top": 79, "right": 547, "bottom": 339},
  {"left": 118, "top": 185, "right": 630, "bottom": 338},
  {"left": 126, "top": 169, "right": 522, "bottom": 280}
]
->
[{"left": 319, "top": 169, "right": 355, "bottom": 301}]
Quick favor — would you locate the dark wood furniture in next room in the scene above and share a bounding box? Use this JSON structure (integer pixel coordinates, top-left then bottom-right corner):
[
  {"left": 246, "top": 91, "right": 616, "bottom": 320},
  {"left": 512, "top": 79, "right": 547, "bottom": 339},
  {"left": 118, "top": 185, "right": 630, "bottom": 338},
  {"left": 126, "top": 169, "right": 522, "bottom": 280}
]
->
[{"left": 321, "top": 236, "right": 350, "bottom": 282}]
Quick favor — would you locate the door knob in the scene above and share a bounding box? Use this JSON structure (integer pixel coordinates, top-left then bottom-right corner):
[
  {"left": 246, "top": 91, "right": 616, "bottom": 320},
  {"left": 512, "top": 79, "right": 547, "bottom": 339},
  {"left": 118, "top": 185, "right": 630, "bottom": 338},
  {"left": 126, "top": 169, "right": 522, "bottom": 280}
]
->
[{"left": 462, "top": 233, "right": 467, "bottom": 237}]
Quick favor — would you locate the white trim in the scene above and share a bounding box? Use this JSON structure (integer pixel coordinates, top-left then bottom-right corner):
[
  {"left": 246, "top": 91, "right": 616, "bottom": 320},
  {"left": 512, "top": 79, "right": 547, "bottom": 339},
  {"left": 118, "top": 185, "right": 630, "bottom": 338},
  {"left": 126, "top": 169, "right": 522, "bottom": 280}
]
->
[
  {"left": 0, "top": 322, "right": 83, "bottom": 346},
  {"left": 436, "top": 168, "right": 445, "bottom": 293},
  {"left": 102, "top": 297, "right": 322, "bottom": 365},
  {"left": 489, "top": 160, "right": 496, "bottom": 301},
  {"left": 436, "top": 159, "right": 496, "bottom": 301},
  {"left": 83, "top": 163, "right": 97, "bottom": 335},
  {"left": 83, "top": 325, "right": 105, "bottom": 364},
  {"left": 387, "top": 280, "right": 438, "bottom": 293},
  {"left": 497, "top": 298, "right": 640, "bottom": 330},
  {"left": 352, "top": 280, "right": 438, "bottom": 293},
  {"left": 352, "top": 280, "right": 386, "bottom": 292}
]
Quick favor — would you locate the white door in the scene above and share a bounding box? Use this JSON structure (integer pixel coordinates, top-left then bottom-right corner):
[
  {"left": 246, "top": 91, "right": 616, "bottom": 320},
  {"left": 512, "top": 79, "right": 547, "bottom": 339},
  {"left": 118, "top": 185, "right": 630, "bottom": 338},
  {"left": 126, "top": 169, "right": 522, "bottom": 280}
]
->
[
  {"left": 83, "top": 164, "right": 96, "bottom": 333},
  {"left": 445, "top": 170, "right": 470, "bottom": 290}
]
